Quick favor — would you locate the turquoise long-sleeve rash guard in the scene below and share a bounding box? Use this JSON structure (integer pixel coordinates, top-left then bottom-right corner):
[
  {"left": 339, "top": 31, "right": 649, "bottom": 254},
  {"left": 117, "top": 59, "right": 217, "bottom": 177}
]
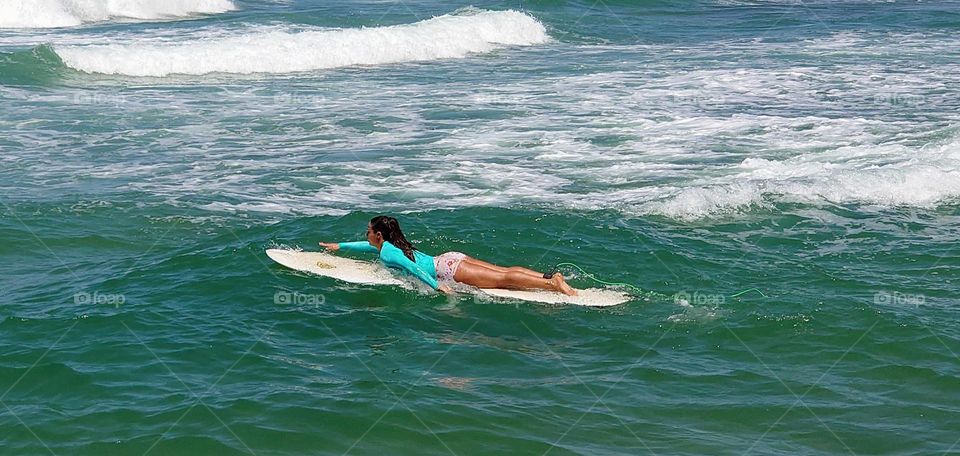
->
[{"left": 338, "top": 241, "right": 439, "bottom": 290}]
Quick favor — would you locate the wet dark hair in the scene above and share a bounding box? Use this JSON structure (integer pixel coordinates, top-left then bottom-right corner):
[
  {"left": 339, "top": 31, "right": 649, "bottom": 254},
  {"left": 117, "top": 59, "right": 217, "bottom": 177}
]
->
[{"left": 370, "top": 215, "right": 417, "bottom": 261}]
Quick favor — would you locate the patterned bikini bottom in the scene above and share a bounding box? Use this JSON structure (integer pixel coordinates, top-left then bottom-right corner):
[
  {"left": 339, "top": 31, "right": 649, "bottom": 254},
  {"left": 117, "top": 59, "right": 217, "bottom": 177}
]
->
[{"left": 433, "top": 251, "right": 467, "bottom": 282}]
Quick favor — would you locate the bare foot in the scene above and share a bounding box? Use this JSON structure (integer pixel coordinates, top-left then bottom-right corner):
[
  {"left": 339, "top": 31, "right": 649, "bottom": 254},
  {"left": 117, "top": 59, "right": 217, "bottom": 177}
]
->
[{"left": 551, "top": 273, "right": 578, "bottom": 296}]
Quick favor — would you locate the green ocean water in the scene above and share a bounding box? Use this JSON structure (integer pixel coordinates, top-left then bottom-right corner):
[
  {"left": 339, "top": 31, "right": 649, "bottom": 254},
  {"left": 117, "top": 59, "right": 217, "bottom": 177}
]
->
[{"left": 3, "top": 1, "right": 960, "bottom": 454}]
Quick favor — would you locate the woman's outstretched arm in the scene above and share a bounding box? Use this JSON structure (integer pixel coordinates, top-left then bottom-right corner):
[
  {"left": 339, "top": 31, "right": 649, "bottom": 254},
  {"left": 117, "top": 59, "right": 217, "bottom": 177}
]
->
[{"left": 320, "top": 241, "right": 379, "bottom": 253}]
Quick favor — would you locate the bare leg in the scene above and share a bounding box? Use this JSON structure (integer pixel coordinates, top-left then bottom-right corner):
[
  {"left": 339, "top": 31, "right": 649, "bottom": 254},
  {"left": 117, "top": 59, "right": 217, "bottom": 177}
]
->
[
  {"left": 461, "top": 257, "right": 544, "bottom": 279},
  {"left": 454, "top": 261, "right": 577, "bottom": 296}
]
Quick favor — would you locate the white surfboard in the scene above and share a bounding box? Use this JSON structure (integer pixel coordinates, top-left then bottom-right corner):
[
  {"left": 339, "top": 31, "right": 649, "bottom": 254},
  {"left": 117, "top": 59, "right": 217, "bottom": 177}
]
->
[{"left": 266, "top": 249, "right": 631, "bottom": 307}]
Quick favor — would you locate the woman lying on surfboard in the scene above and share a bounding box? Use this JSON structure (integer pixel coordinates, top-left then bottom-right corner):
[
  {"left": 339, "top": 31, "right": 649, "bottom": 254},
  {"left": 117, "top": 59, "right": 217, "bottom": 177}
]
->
[{"left": 319, "top": 215, "right": 577, "bottom": 296}]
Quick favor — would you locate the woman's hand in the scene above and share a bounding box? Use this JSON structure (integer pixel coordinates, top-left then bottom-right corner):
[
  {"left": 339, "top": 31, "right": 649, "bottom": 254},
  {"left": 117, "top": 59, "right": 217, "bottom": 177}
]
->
[
  {"left": 438, "top": 284, "right": 454, "bottom": 295},
  {"left": 319, "top": 242, "right": 340, "bottom": 251}
]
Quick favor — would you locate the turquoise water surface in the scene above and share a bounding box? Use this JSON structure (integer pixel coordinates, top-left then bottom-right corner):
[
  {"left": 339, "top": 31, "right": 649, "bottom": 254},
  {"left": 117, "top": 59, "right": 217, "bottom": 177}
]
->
[{"left": 2, "top": 1, "right": 959, "bottom": 454}]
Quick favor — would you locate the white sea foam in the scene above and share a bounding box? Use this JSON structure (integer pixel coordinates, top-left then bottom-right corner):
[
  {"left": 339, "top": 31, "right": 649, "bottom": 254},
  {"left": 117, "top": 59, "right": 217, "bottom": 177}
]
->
[
  {"left": 640, "top": 138, "right": 960, "bottom": 219},
  {"left": 8, "top": 29, "right": 960, "bottom": 222},
  {"left": 0, "top": 0, "right": 236, "bottom": 28},
  {"left": 54, "top": 10, "right": 549, "bottom": 76}
]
